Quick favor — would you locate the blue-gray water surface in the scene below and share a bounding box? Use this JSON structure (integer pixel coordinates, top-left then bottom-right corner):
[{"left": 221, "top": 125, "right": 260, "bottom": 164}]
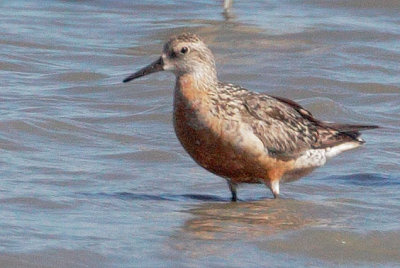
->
[{"left": 0, "top": 0, "right": 399, "bottom": 267}]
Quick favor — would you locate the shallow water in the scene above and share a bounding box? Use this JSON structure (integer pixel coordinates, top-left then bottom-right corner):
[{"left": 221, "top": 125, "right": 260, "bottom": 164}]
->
[{"left": 0, "top": 0, "right": 399, "bottom": 267}]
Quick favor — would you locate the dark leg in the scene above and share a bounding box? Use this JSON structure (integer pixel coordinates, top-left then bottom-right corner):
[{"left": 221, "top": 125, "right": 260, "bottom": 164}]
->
[{"left": 228, "top": 181, "right": 238, "bottom": 202}]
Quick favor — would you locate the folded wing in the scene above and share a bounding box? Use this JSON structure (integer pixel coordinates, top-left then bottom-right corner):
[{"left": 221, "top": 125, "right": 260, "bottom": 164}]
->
[{"left": 241, "top": 93, "right": 377, "bottom": 160}]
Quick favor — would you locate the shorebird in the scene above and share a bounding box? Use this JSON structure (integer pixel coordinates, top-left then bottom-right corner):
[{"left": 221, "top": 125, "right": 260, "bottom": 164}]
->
[{"left": 123, "top": 33, "right": 377, "bottom": 201}]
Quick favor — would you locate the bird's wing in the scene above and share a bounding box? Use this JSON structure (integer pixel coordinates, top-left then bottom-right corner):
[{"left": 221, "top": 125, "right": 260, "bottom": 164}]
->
[{"left": 241, "top": 93, "right": 358, "bottom": 160}]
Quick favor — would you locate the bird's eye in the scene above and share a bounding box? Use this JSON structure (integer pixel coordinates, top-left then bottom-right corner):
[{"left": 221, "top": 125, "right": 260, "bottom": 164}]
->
[{"left": 180, "top": 47, "right": 188, "bottom": 54}]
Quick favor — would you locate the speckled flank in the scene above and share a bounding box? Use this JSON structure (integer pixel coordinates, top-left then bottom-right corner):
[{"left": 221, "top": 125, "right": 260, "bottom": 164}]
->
[{"left": 123, "top": 33, "right": 378, "bottom": 201}]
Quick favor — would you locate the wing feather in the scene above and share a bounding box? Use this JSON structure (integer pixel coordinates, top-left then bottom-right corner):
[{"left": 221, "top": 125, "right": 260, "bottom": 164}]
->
[
  {"left": 241, "top": 93, "right": 366, "bottom": 159},
  {"left": 218, "top": 84, "right": 376, "bottom": 160}
]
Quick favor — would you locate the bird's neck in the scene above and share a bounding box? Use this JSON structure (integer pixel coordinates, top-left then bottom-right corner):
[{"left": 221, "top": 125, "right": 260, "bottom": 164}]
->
[
  {"left": 175, "top": 72, "right": 218, "bottom": 104},
  {"left": 176, "top": 69, "right": 218, "bottom": 92}
]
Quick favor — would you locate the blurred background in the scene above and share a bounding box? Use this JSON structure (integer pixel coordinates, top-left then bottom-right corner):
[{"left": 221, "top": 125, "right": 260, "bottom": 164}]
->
[{"left": 0, "top": 0, "right": 399, "bottom": 267}]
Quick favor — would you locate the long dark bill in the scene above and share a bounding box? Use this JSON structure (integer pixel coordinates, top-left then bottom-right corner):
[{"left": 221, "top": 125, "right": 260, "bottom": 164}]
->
[{"left": 123, "top": 57, "right": 164, "bottom": 83}]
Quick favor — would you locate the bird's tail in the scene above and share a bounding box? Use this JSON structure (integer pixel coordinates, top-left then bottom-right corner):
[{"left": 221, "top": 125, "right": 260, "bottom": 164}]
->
[{"left": 325, "top": 123, "right": 379, "bottom": 142}]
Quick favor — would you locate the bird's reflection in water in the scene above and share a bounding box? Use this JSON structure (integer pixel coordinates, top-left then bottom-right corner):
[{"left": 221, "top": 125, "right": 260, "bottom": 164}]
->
[
  {"left": 182, "top": 199, "right": 322, "bottom": 240},
  {"left": 165, "top": 198, "right": 335, "bottom": 260}
]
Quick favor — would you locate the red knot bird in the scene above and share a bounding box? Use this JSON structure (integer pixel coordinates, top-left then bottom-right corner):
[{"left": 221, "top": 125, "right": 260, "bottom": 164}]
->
[{"left": 123, "top": 33, "right": 378, "bottom": 201}]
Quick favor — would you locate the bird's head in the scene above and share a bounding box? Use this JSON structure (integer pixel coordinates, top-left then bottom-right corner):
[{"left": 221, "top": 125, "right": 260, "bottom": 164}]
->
[{"left": 123, "top": 33, "right": 217, "bottom": 84}]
